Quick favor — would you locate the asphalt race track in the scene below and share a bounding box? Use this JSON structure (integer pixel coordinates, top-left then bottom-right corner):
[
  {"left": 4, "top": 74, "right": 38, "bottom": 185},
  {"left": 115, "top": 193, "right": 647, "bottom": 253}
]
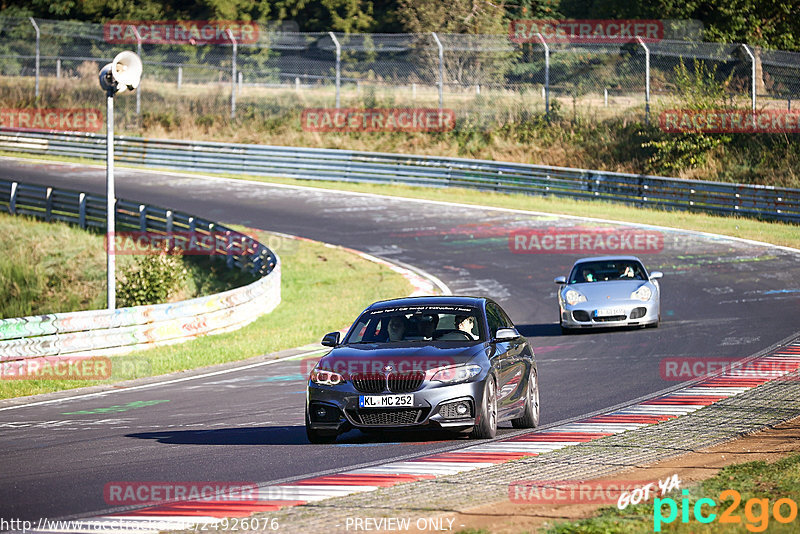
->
[{"left": 1, "top": 158, "right": 799, "bottom": 523}]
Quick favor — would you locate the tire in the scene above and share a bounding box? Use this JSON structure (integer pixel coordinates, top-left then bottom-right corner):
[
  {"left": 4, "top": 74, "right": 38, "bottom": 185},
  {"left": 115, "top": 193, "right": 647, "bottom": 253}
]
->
[
  {"left": 512, "top": 367, "right": 540, "bottom": 429},
  {"left": 305, "top": 412, "right": 337, "bottom": 444},
  {"left": 471, "top": 377, "right": 497, "bottom": 439}
]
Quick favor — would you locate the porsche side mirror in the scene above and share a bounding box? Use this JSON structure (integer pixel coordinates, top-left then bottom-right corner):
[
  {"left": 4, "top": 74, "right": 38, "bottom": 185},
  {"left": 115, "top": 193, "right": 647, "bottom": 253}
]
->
[
  {"left": 554, "top": 276, "right": 566, "bottom": 284},
  {"left": 649, "top": 271, "right": 663, "bottom": 280}
]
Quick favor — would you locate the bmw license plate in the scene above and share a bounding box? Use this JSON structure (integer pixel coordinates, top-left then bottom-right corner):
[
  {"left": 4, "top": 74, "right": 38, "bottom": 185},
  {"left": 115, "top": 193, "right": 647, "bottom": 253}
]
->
[
  {"left": 595, "top": 308, "right": 626, "bottom": 317},
  {"left": 359, "top": 394, "right": 414, "bottom": 408}
]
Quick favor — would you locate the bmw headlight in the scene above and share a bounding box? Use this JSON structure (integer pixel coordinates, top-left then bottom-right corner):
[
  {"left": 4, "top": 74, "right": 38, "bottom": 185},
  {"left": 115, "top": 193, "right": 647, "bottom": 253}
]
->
[
  {"left": 429, "top": 364, "right": 482, "bottom": 384},
  {"left": 631, "top": 285, "right": 653, "bottom": 301},
  {"left": 564, "top": 289, "right": 587, "bottom": 306},
  {"left": 310, "top": 368, "right": 345, "bottom": 386}
]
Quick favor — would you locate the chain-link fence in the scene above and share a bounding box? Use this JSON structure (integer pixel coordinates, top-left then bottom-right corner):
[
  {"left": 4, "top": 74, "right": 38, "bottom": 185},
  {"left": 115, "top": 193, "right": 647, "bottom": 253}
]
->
[{"left": 1, "top": 16, "right": 799, "bottom": 134}]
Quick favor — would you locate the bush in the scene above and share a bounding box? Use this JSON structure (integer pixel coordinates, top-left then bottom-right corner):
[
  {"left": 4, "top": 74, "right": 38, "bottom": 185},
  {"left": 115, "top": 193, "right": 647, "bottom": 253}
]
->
[{"left": 117, "top": 252, "right": 187, "bottom": 307}]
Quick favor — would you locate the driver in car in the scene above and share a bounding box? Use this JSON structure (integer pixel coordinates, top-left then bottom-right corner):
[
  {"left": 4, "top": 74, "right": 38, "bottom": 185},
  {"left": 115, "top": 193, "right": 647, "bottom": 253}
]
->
[
  {"left": 387, "top": 315, "right": 407, "bottom": 341},
  {"left": 456, "top": 315, "right": 477, "bottom": 340}
]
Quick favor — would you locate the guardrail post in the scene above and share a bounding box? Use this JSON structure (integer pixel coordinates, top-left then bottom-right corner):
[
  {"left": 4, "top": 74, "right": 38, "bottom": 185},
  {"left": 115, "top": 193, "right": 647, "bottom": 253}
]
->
[
  {"left": 226, "top": 230, "right": 234, "bottom": 268},
  {"left": 9, "top": 182, "right": 18, "bottom": 214},
  {"left": 79, "top": 193, "right": 86, "bottom": 228},
  {"left": 45, "top": 187, "right": 53, "bottom": 222},
  {"left": 29, "top": 18, "right": 40, "bottom": 99},
  {"left": 56, "top": 59, "right": 61, "bottom": 79},
  {"left": 741, "top": 44, "right": 757, "bottom": 112},
  {"left": 535, "top": 33, "right": 549, "bottom": 120},
  {"left": 188, "top": 216, "right": 195, "bottom": 232},
  {"left": 636, "top": 37, "right": 650, "bottom": 125},
  {"left": 431, "top": 32, "right": 444, "bottom": 112},
  {"left": 329, "top": 32, "right": 341, "bottom": 109},
  {"left": 177, "top": 66, "right": 183, "bottom": 89},
  {"left": 226, "top": 29, "right": 237, "bottom": 119},
  {"left": 138, "top": 204, "right": 147, "bottom": 230},
  {"left": 165, "top": 210, "right": 173, "bottom": 233}
]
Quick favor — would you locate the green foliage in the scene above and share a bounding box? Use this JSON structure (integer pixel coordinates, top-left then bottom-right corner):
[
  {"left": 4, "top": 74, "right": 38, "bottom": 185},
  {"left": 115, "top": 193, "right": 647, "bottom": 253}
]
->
[
  {"left": 116, "top": 252, "right": 187, "bottom": 307},
  {"left": 643, "top": 59, "right": 732, "bottom": 174}
]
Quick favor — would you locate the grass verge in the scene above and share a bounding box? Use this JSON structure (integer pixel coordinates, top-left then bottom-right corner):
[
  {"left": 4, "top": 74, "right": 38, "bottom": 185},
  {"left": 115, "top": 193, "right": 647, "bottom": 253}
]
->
[
  {"left": 0, "top": 212, "right": 255, "bottom": 318},
  {"left": 545, "top": 453, "right": 800, "bottom": 533},
  {"left": 0, "top": 212, "right": 124, "bottom": 317},
  {"left": 0, "top": 229, "right": 412, "bottom": 399}
]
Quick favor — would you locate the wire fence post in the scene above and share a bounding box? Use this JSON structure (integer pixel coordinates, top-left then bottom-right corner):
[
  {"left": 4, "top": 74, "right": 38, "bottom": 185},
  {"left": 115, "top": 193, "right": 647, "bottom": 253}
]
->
[
  {"left": 29, "top": 17, "right": 40, "bottom": 98},
  {"left": 636, "top": 37, "right": 651, "bottom": 125},
  {"left": 129, "top": 25, "right": 142, "bottom": 116},
  {"left": 329, "top": 31, "right": 341, "bottom": 108},
  {"left": 741, "top": 44, "right": 757, "bottom": 112},
  {"left": 431, "top": 32, "right": 444, "bottom": 112},
  {"left": 535, "top": 33, "right": 550, "bottom": 120},
  {"left": 226, "top": 29, "right": 237, "bottom": 119}
]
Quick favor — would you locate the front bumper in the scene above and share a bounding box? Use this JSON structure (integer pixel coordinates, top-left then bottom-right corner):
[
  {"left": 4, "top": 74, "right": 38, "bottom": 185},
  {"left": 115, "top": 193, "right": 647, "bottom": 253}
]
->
[
  {"left": 306, "top": 379, "right": 486, "bottom": 433},
  {"left": 560, "top": 299, "right": 659, "bottom": 328}
]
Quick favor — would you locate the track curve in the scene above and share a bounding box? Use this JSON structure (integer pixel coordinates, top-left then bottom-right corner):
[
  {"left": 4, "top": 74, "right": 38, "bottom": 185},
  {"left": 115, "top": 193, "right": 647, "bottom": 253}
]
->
[{"left": 1, "top": 157, "right": 799, "bottom": 522}]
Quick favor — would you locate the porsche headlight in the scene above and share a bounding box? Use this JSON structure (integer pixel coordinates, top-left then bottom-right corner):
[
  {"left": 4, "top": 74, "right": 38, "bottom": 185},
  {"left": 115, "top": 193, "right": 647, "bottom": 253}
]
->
[
  {"left": 564, "top": 289, "right": 587, "bottom": 306},
  {"left": 310, "top": 368, "right": 345, "bottom": 386},
  {"left": 631, "top": 285, "right": 653, "bottom": 301},
  {"left": 429, "top": 364, "right": 482, "bottom": 384}
]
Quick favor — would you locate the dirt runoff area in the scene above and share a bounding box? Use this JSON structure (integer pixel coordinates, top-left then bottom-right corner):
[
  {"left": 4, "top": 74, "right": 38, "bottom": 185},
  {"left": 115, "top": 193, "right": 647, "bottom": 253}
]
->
[{"left": 409, "top": 416, "right": 800, "bottom": 534}]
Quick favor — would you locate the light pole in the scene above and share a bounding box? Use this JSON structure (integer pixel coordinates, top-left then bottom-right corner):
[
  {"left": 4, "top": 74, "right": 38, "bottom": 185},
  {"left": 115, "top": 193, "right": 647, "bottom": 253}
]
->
[{"left": 99, "top": 51, "right": 142, "bottom": 310}]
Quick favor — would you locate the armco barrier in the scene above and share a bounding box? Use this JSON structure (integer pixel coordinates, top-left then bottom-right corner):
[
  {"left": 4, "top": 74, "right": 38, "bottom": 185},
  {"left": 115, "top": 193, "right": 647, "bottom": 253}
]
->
[
  {"left": 0, "top": 178, "right": 280, "bottom": 361},
  {"left": 1, "top": 129, "right": 799, "bottom": 223}
]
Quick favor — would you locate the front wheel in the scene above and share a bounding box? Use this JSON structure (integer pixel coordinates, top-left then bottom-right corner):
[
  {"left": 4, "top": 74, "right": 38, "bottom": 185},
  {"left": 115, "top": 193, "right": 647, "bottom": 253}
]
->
[
  {"left": 305, "top": 412, "right": 337, "bottom": 444},
  {"left": 512, "top": 367, "right": 540, "bottom": 429},
  {"left": 471, "top": 377, "right": 497, "bottom": 439}
]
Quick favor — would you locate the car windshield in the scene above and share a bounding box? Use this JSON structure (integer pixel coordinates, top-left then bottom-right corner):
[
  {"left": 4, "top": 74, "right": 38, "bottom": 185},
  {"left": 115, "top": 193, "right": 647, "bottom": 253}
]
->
[
  {"left": 344, "top": 305, "right": 485, "bottom": 344},
  {"left": 569, "top": 260, "right": 647, "bottom": 283}
]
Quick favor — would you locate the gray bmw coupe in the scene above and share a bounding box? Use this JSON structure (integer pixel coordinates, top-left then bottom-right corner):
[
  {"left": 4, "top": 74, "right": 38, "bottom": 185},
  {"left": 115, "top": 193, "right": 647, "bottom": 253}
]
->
[{"left": 305, "top": 296, "right": 539, "bottom": 443}]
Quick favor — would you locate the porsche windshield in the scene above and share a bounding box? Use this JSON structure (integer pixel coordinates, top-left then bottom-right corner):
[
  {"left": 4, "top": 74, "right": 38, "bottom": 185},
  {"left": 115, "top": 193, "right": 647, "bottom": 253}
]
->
[
  {"left": 345, "top": 305, "right": 485, "bottom": 343},
  {"left": 569, "top": 260, "right": 647, "bottom": 283}
]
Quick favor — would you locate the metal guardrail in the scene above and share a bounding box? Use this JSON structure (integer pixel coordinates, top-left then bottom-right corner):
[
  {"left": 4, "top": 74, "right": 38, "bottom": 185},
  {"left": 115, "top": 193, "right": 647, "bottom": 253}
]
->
[
  {"left": 0, "top": 178, "right": 280, "bottom": 361},
  {"left": 1, "top": 129, "right": 798, "bottom": 223}
]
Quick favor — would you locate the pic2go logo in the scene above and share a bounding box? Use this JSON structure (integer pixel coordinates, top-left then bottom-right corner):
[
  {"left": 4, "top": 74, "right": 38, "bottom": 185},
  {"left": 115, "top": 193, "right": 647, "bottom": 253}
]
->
[{"left": 654, "top": 489, "right": 799, "bottom": 532}]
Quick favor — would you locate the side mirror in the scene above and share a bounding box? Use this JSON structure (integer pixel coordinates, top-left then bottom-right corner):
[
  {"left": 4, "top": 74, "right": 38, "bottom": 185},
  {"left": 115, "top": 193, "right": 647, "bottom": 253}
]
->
[
  {"left": 494, "top": 327, "right": 519, "bottom": 342},
  {"left": 321, "top": 332, "right": 340, "bottom": 347},
  {"left": 649, "top": 271, "right": 663, "bottom": 280},
  {"left": 554, "top": 276, "right": 566, "bottom": 284}
]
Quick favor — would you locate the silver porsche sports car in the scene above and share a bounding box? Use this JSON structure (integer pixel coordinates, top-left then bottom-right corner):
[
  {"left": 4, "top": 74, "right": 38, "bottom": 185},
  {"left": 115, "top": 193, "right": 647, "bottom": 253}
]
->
[{"left": 555, "top": 256, "right": 662, "bottom": 333}]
